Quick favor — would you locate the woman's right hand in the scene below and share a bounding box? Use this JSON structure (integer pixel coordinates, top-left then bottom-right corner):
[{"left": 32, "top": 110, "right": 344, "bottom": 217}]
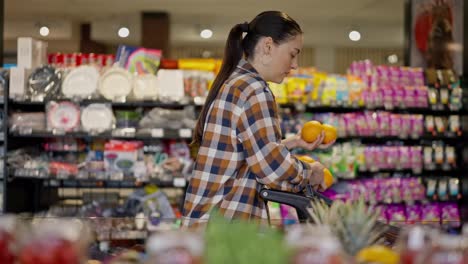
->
[{"left": 307, "top": 161, "right": 325, "bottom": 188}]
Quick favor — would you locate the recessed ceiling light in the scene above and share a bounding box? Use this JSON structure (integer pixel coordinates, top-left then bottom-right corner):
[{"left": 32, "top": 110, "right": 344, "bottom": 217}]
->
[
  {"left": 39, "top": 26, "right": 49, "bottom": 37},
  {"left": 200, "top": 29, "right": 213, "bottom": 39},
  {"left": 387, "top": 54, "right": 399, "bottom": 64},
  {"left": 349, "top": 30, "right": 361, "bottom": 41},
  {"left": 118, "top": 27, "right": 130, "bottom": 38}
]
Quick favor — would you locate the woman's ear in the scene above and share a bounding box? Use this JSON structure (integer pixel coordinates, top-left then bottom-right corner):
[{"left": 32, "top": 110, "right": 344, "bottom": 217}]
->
[{"left": 263, "top": 37, "right": 274, "bottom": 55}]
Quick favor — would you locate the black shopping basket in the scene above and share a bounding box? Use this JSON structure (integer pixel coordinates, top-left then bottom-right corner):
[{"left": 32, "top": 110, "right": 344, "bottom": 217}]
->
[{"left": 260, "top": 185, "right": 401, "bottom": 245}]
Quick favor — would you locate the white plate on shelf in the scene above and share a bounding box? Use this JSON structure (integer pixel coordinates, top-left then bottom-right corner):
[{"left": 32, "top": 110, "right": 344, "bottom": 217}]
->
[
  {"left": 62, "top": 65, "right": 100, "bottom": 99},
  {"left": 133, "top": 74, "right": 158, "bottom": 100},
  {"left": 47, "top": 101, "right": 80, "bottom": 131},
  {"left": 98, "top": 67, "right": 133, "bottom": 100},
  {"left": 81, "top": 104, "right": 114, "bottom": 133}
]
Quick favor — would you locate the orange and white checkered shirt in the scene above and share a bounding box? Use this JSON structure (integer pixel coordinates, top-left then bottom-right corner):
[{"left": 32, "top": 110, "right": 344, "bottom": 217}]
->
[{"left": 182, "top": 59, "right": 316, "bottom": 227}]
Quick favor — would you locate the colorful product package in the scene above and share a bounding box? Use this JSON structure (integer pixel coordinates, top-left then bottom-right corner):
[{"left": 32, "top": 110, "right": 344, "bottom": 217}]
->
[
  {"left": 405, "top": 204, "right": 422, "bottom": 225},
  {"left": 115, "top": 45, "right": 162, "bottom": 75},
  {"left": 440, "top": 202, "right": 460, "bottom": 228},
  {"left": 386, "top": 204, "right": 406, "bottom": 226},
  {"left": 421, "top": 203, "right": 441, "bottom": 227}
]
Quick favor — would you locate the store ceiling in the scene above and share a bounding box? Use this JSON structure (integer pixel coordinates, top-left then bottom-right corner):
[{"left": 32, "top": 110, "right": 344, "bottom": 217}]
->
[{"left": 5, "top": 0, "right": 406, "bottom": 46}]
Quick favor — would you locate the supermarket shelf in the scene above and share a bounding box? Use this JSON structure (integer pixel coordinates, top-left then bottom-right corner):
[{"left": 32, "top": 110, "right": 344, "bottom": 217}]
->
[
  {"left": 279, "top": 103, "right": 467, "bottom": 115},
  {"left": 9, "top": 99, "right": 196, "bottom": 109},
  {"left": 355, "top": 169, "right": 464, "bottom": 177},
  {"left": 8, "top": 128, "right": 193, "bottom": 140},
  {"left": 337, "top": 135, "right": 464, "bottom": 144}
]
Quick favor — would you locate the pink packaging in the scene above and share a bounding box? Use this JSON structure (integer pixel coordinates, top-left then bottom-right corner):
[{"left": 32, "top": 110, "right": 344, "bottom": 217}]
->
[
  {"left": 364, "top": 111, "right": 378, "bottom": 136},
  {"left": 398, "top": 147, "right": 411, "bottom": 170},
  {"left": 410, "top": 115, "right": 424, "bottom": 138},
  {"left": 374, "top": 205, "right": 388, "bottom": 224},
  {"left": 343, "top": 113, "right": 357, "bottom": 136},
  {"left": 375, "top": 146, "right": 386, "bottom": 170},
  {"left": 400, "top": 67, "right": 411, "bottom": 87},
  {"left": 410, "top": 146, "right": 423, "bottom": 173},
  {"left": 386, "top": 147, "right": 399, "bottom": 170},
  {"left": 415, "top": 86, "right": 429, "bottom": 108},
  {"left": 403, "top": 86, "right": 416, "bottom": 108},
  {"left": 355, "top": 113, "right": 369, "bottom": 136},
  {"left": 389, "top": 66, "right": 401, "bottom": 84},
  {"left": 382, "top": 85, "right": 394, "bottom": 110},
  {"left": 363, "top": 147, "right": 372, "bottom": 171},
  {"left": 376, "top": 112, "right": 391, "bottom": 136},
  {"left": 405, "top": 204, "right": 422, "bottom": 225},
  {"left": 400, "top": 115, "right": 411, "bottom": 138},
  {"left": 421, "top": 203, "right": 441, "bottom": 227},
  {"left": 440, "top": 202, "right": 460, "bottom": 228},
  {"left": 386, "top": 204, "right": 406, "bottom": 226},
  {"left": 412, "top": 68, "right": 425, "bottom": 86},
  {"left": 390, "top": 114, "right": 402, "bottom": 137},
  {"left": 394, "top": 85, "right": 405, "bottom": 109}
]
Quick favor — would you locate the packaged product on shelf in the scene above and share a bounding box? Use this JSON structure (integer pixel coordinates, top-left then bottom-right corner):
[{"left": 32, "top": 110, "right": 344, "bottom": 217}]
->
[
  {"left": 46, "top": 101, "right": 81, "bottom": 133},
  {"left": 421, "top": 203, "right": 441, "bottom": 227},
  {"left": 131, "top": 73, "right": 159, "bottom": 101},
  {"left": 440, "top": 202, "right": 460, "bottom": 228},
  {"left": 405, "top": 204, "right": 422, "bottom": 225},
  {"left": 115, "top": 45, "right": 162, "bottom": 75},
  {"left": 61, "top": 65, "right": 100, "bottom": 100},
  {"left": 386, "top": 204, "right": 406, "bottom": 226},
  {"left": 183, "top": 70, "right": 215, "bottom": 99},
  {"left": 9, "top": 112, "right": 46, "bottom": 132},
  {"left": 269, "top": 81, "right": 288, "bottom": 104},
  {"left": 104, "top": 140, "right": 145, "bottom": 179},
  {"left": 98, "top": 67, "right": 133, "bottom": 101},
  {"left": 81, "top": 103, "right": 115, "bottom": 134},
  {"left": 27, "top": 65, "right": 63, "bottom": 102},
  {"left": 156, "top": 69, "right": 186, "bottom": 103}
]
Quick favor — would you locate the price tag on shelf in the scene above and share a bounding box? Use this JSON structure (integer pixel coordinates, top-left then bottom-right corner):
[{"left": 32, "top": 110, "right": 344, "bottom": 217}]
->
[
  {"left": 151, "top": 128, "right": 164, "bottom": 138},
  {"left": 173, "top": 178, "right": 186, "bottom": 187},
  {"left": 179, "top": 128, "right": 192, "bottom": 138}
]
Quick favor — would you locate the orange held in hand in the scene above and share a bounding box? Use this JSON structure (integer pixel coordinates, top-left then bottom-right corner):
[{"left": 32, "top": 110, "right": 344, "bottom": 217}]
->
[
  {"left": 296, "top": 155, "right": 316, "bottom": 163},
  {"left": 323, "top": 168, "right": 334, "bottom": 188},
  {"left": 322, "top": 124, "right": 337, "bottom": 144},
  {"left": 300, "top": 121, "right": 323, "bottom": 143}
]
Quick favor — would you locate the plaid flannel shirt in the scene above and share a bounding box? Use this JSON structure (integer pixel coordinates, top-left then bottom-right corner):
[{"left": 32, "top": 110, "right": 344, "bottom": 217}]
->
[{"left": 182, "top": 59, "right": 316, "bottom": 227}]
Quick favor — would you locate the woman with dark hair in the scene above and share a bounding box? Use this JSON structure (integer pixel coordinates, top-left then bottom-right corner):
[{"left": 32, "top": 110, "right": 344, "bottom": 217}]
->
[{"left": 183, "top": 11, "right": 334, "bottom": 227}]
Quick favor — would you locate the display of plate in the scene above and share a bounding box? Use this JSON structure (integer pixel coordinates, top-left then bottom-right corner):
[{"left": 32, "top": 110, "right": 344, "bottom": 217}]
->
[
  {"left": 98, "top": 67, "right": 132, "bottom": 100},
  {"left": 81, "top": 104, "right": 114, "bottom": 133},
  {"left": 28, "top": 65, "right": 62, "bottom": 101},
  {"left": 132, "top": 74, "right": 158, "bottom": 100},
  {"left": 47, "top": 101, "right": 80, "bottom": 131},
  {"left": 62, "top": 65, "right": 100, "bottom": 99}
]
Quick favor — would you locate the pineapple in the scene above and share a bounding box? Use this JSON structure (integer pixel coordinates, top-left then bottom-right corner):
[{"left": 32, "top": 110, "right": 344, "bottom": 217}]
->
[{"left": 307, "top": 198, "right": 388, "bottom": 256}]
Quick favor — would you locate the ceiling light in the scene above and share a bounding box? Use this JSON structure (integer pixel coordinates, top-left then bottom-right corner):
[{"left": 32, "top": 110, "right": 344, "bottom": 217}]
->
[
  {"left": 387, "top": 54, "right": 399, "bottom": 64},
  {"left": 200, "top": 29, "right": 213, "bottom": 39},
  {"left": 39, "top": 26, "right": 49, "bottom": 37},
  {"left": 349, "top": 30, "right": 361, "bottom": 41},
  {"left": 118, "top": 27, "right": 130, "bottom": 38}
]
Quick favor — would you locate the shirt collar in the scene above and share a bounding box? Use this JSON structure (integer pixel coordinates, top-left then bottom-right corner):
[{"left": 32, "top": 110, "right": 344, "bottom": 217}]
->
[{"left": 236, "top": 58, "right": 260, "bottom": 76}]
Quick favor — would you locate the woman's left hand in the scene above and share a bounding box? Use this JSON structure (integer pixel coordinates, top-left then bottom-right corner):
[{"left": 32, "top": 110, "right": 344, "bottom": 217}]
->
[{"left": 282, "top": 131, "right": 335, "bottom": 151}]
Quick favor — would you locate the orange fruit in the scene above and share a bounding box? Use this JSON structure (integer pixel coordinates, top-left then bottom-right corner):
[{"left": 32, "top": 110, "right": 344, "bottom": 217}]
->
[
  {"left": 301, "top": 121, "right": 323, "bottom": 143},
  {"left": 323, "top": 168, "right": 334, "bottom": 188},
  {"left": 322, "top": 124, "right": 337, "bottom": 144},
  {"left": 296, "top": 155, "right": 316, "bottom": 163}
]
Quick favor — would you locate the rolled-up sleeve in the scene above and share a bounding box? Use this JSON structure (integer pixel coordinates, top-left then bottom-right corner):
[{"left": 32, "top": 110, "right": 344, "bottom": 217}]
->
[{"left": 237, "top": 88, "right": 311, "bottom": 192}]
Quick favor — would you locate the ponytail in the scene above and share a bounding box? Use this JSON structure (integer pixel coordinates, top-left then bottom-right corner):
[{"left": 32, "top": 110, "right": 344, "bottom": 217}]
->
[
  {"left": 190, "top": 11, "right": 302, "bottom": 157},
  {"left": 191, "top": 23, "right": 246, "bottom": 150}
]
